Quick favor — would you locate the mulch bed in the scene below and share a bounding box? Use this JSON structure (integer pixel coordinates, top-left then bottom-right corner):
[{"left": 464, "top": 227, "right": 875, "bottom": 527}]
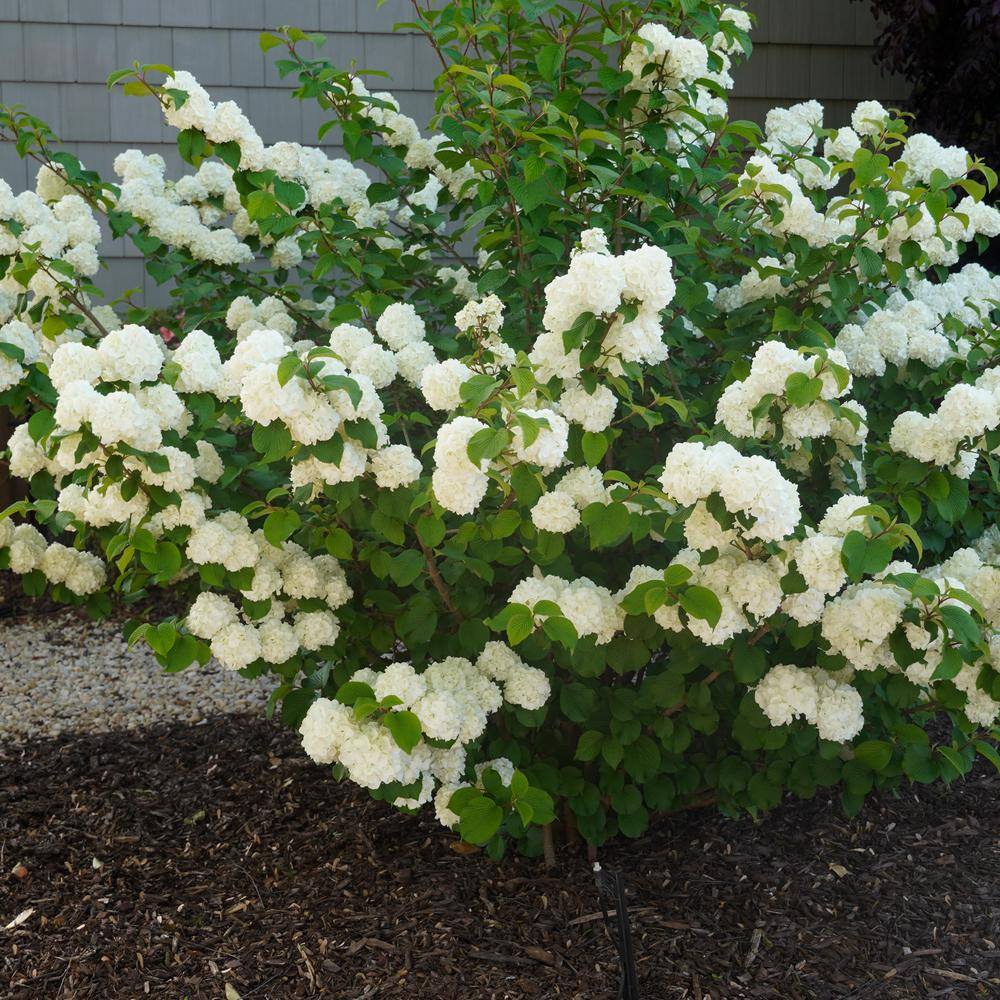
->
[{"left": 1, "top": 717, "right": 998, "bottom": 999}]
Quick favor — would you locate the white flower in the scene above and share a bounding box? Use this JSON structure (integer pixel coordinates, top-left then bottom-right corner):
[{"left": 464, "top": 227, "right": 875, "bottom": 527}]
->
[
  {"left": 95, "top": 325, "right": 164, "bottom": 384},
  {"left": 376, "top": 302, "right": 426, "bottom": 351},
  {"left": 531, "top": 491, "right": 580, "bottom": 533},
  {"left": 421, "top": 359, "right": 473, "bottom": 411},
  {"left": 187, "top": 592, "right": 239, "bottom": 640},
  {"left": 559, "top": 381, "right": 617, "bottom": 432},
  {"left": 370, "top": 444, "right": 422, "bottom": 489},
  {"left": 211, "top": 622, "right": 262, "bottom": 671},
  {"left": 293, "top": 610, "right": 341, "bottom": 651},
  {"left": 432, "top": 416, "right": 490, "bottom": 515},
  {"left": 851, "top": 100, "right": 888, "bottom": 137}
]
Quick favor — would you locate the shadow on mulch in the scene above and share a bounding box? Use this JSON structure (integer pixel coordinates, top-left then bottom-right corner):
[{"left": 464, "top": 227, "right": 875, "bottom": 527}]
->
[{"left": 1, "top": 717, "right": 998, "bottom": 999}]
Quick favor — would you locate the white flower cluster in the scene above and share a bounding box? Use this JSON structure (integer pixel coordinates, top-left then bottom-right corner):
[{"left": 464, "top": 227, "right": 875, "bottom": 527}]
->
[
  {"left": 900, "top": 133, "right": 968, "bottom": 184},
  {"left": 795, "top": 537, "right": 1000, "bottom": 729},
  {"left": 622, "top": 20, "right": 737, "bottom": 144},
  {"left": 329, "top": 304, "right": 437, "bottom": 391},
  {"left": 510, "top": 572, "right": 624, "bottom": 645},
  {"left": 45, "top": 325, "right": 185, "bottom": 459},
  {"left": 115, "top": 150, "right": 253, "bottom": 265},
  {"left": 821, "top": 579, "right": 909, "bottom": 672},
  {"left": 348, "top": 78, "right": 476, "bottom": 202},
  {"left": 623, "top": 548, "right": 783, "bottom": 646},
  {"left": 736, "top": 101, "right": 997, "bottom": 266},
  {"left": 623, "top": 23, "right": 709, "bottom": 93},
  {"left": 659, "top": 440, "right": 801, "bottom": 543},
  {"left": 225, "top": 294, "right": 296, "bottom": 342},
  {"left": 836, "top": 264, "right": 1000, "bottom": 377},
  {"left": 892, "top": 547, "right": 1000, "bottom": 727},
  {"left": 0, "top": 176, "right": 101, "bottom": 312},
  {"left": 715, "top": 341, "right": 864, "bottom": 452},
  {"left": 0, "top": 520, "right": 106, "bottom": 595},
  {"left": 530, "top": 235, "right": 675, "bottom": 380},
  {"left": 0, "top": 319, "right": 41, "bottom": 393},
  {"left": 149, "top": 71, "right": 468, "bottom": 262},
  {"left": 298, "top": 643, "right": 548, "bottom": 819},
  {"left": 558, "top": 380, "right": 618, "bottom": 433},
  {"left": 740, "top": 150, "right": 848, "bottom": 250},
  {"left": 184, "top": 532, "right": 351, "bottom": 669},
  {"left": 431, "top": 405, "right": 572, "bottom": 515},
  {"left": 714, "top": 255, "right": 795, "bottom": 312},
  {"left": 754, "top": 663, "right": 865, "bottom": 742},
  {"left": 530, "top": 466, "right": 612, "bottom": 533},
  {"left": 775, "top": 494, "right": 873, "bottom": 627},
  {"left": 432, "top": 416, "right": 491, "bottom": 516},
  {"left": 888, "top": 368, "right": 1000, "bottom": 471}
]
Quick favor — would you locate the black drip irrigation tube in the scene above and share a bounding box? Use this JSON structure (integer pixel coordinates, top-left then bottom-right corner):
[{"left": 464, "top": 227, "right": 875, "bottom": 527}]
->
[{"left": 593, "top": 863, "right": 640, "bottom": 1000}]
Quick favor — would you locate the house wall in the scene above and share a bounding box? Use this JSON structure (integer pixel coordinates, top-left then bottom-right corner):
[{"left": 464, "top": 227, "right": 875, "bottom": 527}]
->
[{"left": 0, "top": 0, "right": 907, "bottom": 300}]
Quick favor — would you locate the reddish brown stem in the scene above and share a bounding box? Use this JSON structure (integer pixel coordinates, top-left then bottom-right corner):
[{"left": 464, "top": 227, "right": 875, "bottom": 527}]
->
[{"left": 417, "top": 537, "right": 463, "bottom": 621}]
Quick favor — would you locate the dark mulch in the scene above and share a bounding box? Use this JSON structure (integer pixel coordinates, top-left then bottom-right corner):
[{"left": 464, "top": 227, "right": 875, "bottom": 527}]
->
[{"left": 1, "top": 718, "right": 998, "bottom": 999}]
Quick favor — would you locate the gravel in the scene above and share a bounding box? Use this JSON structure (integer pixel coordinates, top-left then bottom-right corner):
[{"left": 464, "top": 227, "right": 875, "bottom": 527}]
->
[{"left": 0, "top": 607, "right": 271, "bottom": 739}]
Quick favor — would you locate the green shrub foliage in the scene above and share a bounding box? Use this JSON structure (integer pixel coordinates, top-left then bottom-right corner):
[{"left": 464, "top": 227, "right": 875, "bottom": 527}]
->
[{"left": 2, "top": 2, "right": 1000, "bottom": 857}]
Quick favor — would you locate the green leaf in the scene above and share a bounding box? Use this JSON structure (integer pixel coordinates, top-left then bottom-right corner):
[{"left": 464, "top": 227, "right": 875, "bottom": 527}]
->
[
  {"left": 930, "top": 646, "right": 964, "bottom": 681},
  {"left": 384, "top": 710, "right": 422, "bottom": 753},
  {"left": 855, "top": 245, "right": 882, "bottom": 280},
  {"left": 320, "top": 373, "right": 363, "bottom": 408},
  {"left": 575, "top": 730, "right": 604, "bottom": 761},
  {"left": 215, "top": 140, "right": 241, "bottom": 170},
  {"left": 601, "top": 736, "right": 623, "bottom": 768},
  {"left": 937, "top": 746, "right": 968, "bottom": 780},
  {"left": 259, "top": 31, "right": 285, "bottom": 52},
  {"left": 840, "top": 530, "right": 892, "bottom": 579},
  {"left": 506, "top": 613, "right": 535, "bottom": 646},
  {"left": 679, "top": 585, "right": 722, "bottom": 628},
  {"left": 623, "top": 736, "right": 661, "bottom": 782},
  {"left": 466, "top": 426, "right": 509, "bottom": 465},
  {"left": 732, "top": 643, "right": 768, "bottom": 684},
  {"left": 416, "top": 514, "right": 446, "bottom": 548},
  {"left": 584, "top": 501, "right": 629, "bottom": 548},
  {"left": 518, "top": 786, "right": 555, "bottom": 825},
  {"left": 581, "top": 430, "right": 608, "bottom": 466},
  {"left": 939, "top": 605, "right": 980, "bottom": 646},
  {"left": 535, "top": 43, "right": 563, "bottom": 82},
  {"left": 246, "top": 189, "right": 279, "bottom": 221},
  {"left": 459, "top": 373, "right": 500, "bottom": 407},
  {"left": 325, "top": 526, "right": 353, "bottom": 559},
  {"left": 389, "top": 549, "right": 425, "bottom": 587},
  {"left": 560, "top": 683, "right": 595, "bottom": 723},
  {"left": 177, "top": 127, "right": 206, "bottom": 165},
  {"left": 542, "top": 614, "right": 578, "bottom": 648},
  {"left": 974, "top": 740, "right": 1000, "bottom": 773},
  {"left": 274, "top": 178, "right": 306, "bottom": 210},
  {"left": 853, "top": 739, "right": 892, "bottom": 771},
  {"left": 597, "top": 66, "right": 632, "bottom": 92},
  {"left": 27, "top": 410, "right": 56, "bottom": 444},
  {"left": 336, "top": 681, "right": 376, "bottom": 706},
  {"left": 263, "top": 509, "right": 300, "bottom": 547},
  {"left": 508, "top": 176, "right": 549, "bottom": 213},
  {"left": 252, "top": 422, "right": 293, "bottom": 464},
  {"left": 458, "top": 795, "right": 504, "bottom": 845},
  {"left": 784, "top": 371, "right": 822, "bottom": 407}
]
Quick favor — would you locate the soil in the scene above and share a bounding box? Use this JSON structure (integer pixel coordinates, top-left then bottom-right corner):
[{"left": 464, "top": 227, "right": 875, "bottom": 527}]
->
[{"left": 2, "top": 716, "right": 998, "bottom": 999}]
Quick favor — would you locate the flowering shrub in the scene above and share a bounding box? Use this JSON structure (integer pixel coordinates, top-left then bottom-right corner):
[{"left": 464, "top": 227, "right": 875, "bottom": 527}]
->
[{"left": 2, "top": 0, "right": 1000, "bottom": 858}]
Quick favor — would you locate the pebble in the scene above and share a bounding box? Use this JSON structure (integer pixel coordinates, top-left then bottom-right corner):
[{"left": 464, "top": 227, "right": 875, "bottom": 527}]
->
[{"left": 0, "top": 609, "right": 271, "bottom": 739}]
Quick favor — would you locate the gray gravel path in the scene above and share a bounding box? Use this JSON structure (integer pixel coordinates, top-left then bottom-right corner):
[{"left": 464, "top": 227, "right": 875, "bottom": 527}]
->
[{"left": 0, "top": 609, "right": 271, "bottom": 739}]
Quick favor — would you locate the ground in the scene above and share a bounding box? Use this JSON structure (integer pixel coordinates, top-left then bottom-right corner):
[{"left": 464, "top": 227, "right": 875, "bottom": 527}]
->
[{"left": 2, "top": 715, "right": 998, "bottom": 999}]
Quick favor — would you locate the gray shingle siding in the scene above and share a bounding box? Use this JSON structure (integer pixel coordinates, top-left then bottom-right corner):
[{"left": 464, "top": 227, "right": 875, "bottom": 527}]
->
[{"left": 0, "top": 0, "right": 906, "bottom": 302}]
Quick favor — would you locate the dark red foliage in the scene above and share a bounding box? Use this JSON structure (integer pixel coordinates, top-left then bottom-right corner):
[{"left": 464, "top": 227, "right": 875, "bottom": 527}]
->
[{"left": 858, "top": 1, "right": 1000, "bottom": 164}]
